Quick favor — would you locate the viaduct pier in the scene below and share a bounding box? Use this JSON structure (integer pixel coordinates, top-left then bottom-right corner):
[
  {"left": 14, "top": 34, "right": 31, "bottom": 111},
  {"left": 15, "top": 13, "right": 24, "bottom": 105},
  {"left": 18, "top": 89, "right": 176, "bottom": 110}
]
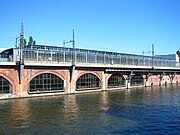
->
[{"left": 0, "top": 45, "right": 180, "bottom": 99}]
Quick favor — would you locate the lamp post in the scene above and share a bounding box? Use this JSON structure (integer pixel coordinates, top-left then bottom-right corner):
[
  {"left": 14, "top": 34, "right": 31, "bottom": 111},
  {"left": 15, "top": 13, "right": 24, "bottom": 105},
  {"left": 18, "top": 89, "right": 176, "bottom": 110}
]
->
[
  {"left": 142, "top": 44, "right": 155, "bottom": 67},
  {"left": 152, "top": 44, "right": 154, "bottom": 68},
  {"left": 15, "top": 36, "right": 20, "bottom": 48},
  {"left": 63, "top": 30, "right": 75, "bottom": 65},
  {"left": 142, "top": 50, "right": 151, "bottom": 66}
]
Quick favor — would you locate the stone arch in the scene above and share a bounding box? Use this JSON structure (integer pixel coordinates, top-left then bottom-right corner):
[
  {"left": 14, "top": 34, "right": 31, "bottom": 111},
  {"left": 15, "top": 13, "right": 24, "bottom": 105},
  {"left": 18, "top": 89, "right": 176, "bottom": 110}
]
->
[
  {"left": 130, "top": 74, "right": 144, "bottom": 86},
  {"left": 27, "top": 71, "right": 65, "bottom": 94},
  {"left": 172, "top": 74, "right": 180, "bottom": 84},
  {"left": 76, "top": 71, "right": 102, "bottom": 83},
  {"left": 147, "top": 75, "right": 160, "bottom": 86},
  {"left": 27, "top": 71, "right": 65, "bottom": 84},
  {"left": 76, "top": 72, "right": 102, "bottom": 90},
  {"left": 108, "top": 74, "right": 126, "bottom": 88},
  {"left": 122, "top": 75, "right": 128, "bottom": 80},
  {"left": 161, "top": 75, "right": 171, "bottom": 85},
  {"left": 0, "top": 73, "right": 15, "bottom": 94}
]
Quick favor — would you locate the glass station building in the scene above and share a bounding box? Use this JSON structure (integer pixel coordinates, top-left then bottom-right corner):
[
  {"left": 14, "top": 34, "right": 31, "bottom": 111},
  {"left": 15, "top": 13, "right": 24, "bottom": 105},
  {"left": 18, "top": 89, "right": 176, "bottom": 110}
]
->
[{"left": 0, "top": 44, "right": 177, "bottom": 66}]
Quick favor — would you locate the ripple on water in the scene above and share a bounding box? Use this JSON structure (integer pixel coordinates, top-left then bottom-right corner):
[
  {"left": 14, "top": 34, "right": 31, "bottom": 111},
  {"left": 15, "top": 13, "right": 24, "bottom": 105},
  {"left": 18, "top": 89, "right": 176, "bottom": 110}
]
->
[{"left": 0, "top": 86, "right": 180, "bottom": 134}]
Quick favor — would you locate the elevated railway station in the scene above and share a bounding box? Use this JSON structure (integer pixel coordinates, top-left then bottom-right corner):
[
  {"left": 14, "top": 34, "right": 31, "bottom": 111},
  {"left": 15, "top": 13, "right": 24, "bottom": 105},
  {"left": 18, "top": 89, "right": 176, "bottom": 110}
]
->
[{"left": 0, "top": 44, "right": 180, "bottom": 99}]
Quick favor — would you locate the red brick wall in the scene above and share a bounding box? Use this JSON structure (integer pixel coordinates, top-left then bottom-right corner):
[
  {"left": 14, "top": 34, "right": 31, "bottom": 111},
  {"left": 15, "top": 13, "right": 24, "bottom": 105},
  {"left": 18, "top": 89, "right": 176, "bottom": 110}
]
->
[
  {"left": 0, "top": 69, "right": 19, "bottom": 95},
  {"left": 22, "top": 69, "right": 70, "bottom": 96},
  {"left": 1, "top": 67, "right": 180, "bottom": 97}
]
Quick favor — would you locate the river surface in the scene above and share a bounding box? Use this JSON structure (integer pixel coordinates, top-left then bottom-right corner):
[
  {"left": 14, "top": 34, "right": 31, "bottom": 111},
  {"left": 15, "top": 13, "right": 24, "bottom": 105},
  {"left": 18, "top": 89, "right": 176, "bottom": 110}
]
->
[{"left": 0, "top": 86, "right": 180, "bottom": 135}]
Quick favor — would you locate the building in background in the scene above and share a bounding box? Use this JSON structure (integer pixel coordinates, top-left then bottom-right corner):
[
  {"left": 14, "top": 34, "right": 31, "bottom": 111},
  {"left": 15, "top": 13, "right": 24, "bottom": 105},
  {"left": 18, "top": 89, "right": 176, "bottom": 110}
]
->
[
  {"left": 155, "top": 54, "right": 176, "bottom": 60},
  {"left": 0, "top": 48, "right": 7, "bottom": 53}
]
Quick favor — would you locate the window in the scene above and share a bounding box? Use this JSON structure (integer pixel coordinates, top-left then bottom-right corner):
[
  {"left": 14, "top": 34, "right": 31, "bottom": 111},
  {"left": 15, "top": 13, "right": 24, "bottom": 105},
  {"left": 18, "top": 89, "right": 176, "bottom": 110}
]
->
[
  {"left": 0, "top": 76, "right": 11, "bottom": 94},
  {"left": 130, "top": 75, "right": 144, "bottom": 86},
  {"left": 76, "top": 73, "right": 101, "bottom": 90},
  {"left": 28, "top": 73, "right": 64, "bottom": 93},
  {"left": 108, "top": 74, "right": 125, "bottom": 88}
]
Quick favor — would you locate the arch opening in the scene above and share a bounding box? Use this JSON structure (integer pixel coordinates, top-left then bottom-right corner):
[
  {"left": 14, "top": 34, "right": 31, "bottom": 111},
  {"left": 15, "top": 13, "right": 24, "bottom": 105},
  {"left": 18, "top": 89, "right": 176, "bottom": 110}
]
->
[
  {"left": 76, "top": 73, "right": 101, "bottom": 90},
  {"left": 0, "top": 76, "right": 12, "bottom": 94},
  {"left": 108, "top": 74, "right": 126, "bottom": 88},
  {"left": 130, "top": 75, "right": 144, "bottom": 86},
  {"left": 28, "top": 73, "right": 64, "bottom": 94}
]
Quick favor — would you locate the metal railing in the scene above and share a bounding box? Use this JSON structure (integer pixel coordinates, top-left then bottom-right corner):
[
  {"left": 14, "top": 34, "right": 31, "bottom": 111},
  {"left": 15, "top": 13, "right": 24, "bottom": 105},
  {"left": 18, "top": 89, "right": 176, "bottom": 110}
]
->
[
  {"left": 21, "top": 48, "right": 178, "bottom": 67},
  {"left": 0, "top": 48, "right": 179, "bottom": 68}
]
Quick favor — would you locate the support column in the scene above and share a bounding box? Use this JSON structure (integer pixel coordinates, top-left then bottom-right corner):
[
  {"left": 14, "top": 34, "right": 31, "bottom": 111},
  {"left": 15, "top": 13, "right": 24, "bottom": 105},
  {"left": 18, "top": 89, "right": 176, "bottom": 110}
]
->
[
  {"left": 159, "top": 74, "right": 163, "bottom": 86},
  {"left": 170, "top": 74, "right": 174, "bottom": 84},
  {"left": 64, "top": 80, "right": 66, "bottom": 90},
  {"left": 144, "top": 75, "right": 148, "bottom": 87},
  {"left": 145, "top": 75, "right": 153, "bottom": 87},
  {"left": 126, "top": 71, "right": 134, "bottom": 89},
  {"left": 102, "top": 71, "right": 107, "bottom": 91},
  {"left": 17, "top": 62, "right": 24, "bottom": 97},
  {"left": 126, "top": 79, "right": 131, "bottom": 89},
  {"left": 69, "top": 65, "right": 76, "bottom": 94}
]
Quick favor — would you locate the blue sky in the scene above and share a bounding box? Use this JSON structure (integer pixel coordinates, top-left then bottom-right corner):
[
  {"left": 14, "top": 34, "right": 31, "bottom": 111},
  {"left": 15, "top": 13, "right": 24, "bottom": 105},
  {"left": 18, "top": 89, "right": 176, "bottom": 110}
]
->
[{"left": 0, "top": 0, "right": 180, "bottom": 55}]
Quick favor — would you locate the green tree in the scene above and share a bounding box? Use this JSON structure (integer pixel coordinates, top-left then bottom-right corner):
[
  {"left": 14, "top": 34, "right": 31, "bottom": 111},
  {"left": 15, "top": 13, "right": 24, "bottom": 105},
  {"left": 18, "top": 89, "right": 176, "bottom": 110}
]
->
[
  {"left": 15, "top": 36, "right": 36, "bottom": 48},
  {"left": 28, "top": 36, "right": 33, "bottom": 45},
  {"left": 176, "top": 50, "right": 180, "bottom": 58},
  {"left": 24, "top": 39, "right": 27, "bottom": 46},
  {"left": 176, "top": 50, "right": 180, "bottom": 63},
  {"left": 33, "top": 40, "right": 36, "bottom": 45},
  {"left": 27, "top": 36, "right": 36, "bottom": 45}
]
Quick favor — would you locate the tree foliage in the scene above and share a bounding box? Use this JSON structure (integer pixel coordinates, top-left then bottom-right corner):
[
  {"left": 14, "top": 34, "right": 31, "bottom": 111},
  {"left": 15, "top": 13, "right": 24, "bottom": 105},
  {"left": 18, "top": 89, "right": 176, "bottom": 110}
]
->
[
  {"left": 24, "top": 39, "right": 27, "bottom": 46},
  {"left": 15, "top": 36, "right": 36, "bottom": 48},
  {"left": 33, "top": 40, "right": 36, "bottom": 45},
  {"left": 28, "top": 36, "right": 36, "bottom": 45},
  {"left": 176, "top": 50, "right": 180, "bottom": 58}
]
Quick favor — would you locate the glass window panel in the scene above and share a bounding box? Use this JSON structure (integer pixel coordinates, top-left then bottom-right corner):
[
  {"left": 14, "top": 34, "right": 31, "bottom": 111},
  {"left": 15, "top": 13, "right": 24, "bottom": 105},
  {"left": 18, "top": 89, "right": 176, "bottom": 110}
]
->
[
  {"left": 108, "top": 74, "right": 125, "bottom": 88},
  {"left": 76, "top": 73, "right": 101, "bottom": 90},
  {"left": 0, "top": 76, "right": 11, "bottom": 93},
  {"left": 130, "top": 75, "right": 144, "bottom": 86},
  {"left": 28, "top": 73, "right": 64, "bottom": 93}
]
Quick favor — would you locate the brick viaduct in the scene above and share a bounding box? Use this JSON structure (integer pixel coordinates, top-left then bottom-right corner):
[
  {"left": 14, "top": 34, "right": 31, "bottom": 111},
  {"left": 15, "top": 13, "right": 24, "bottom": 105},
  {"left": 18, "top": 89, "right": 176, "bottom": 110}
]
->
[{"left": 1, "top": 62, "right": 180, "bottom": 99}]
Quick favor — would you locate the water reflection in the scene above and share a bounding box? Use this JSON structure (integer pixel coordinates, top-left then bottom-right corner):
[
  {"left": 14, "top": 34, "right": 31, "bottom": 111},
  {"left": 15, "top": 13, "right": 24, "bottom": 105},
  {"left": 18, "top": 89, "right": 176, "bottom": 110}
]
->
[
  {"left": 10, "top": 99, "right": 31, "bottom": 129},
  {"left": 100, "top": 91, "right": 109, "bottom": 111},
  {"left": 62, "top": 95, "right": 79, "bottom": 125},
  {"left": 0, "top": 86, "right": 179, "bottom": 134}
]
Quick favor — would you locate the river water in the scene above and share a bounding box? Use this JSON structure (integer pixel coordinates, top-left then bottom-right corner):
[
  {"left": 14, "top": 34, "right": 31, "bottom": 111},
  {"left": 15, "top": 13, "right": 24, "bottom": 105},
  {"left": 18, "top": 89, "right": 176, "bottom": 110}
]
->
[{"left": 0, "top": 86, "right": 180, "bottom": 135}]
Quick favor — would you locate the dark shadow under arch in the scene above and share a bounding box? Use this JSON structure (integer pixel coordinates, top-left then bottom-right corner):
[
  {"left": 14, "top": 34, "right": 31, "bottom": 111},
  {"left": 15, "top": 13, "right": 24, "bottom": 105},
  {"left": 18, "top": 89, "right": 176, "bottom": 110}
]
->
[
  {"left": 76, "top": 73, "right": 101, "bottom": 90},
  {"left": 108, "top": 74, "right": 126, "bottom": 88},
  {"left": 130, "top": 75, "right": 144, "bottom": 86}
]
